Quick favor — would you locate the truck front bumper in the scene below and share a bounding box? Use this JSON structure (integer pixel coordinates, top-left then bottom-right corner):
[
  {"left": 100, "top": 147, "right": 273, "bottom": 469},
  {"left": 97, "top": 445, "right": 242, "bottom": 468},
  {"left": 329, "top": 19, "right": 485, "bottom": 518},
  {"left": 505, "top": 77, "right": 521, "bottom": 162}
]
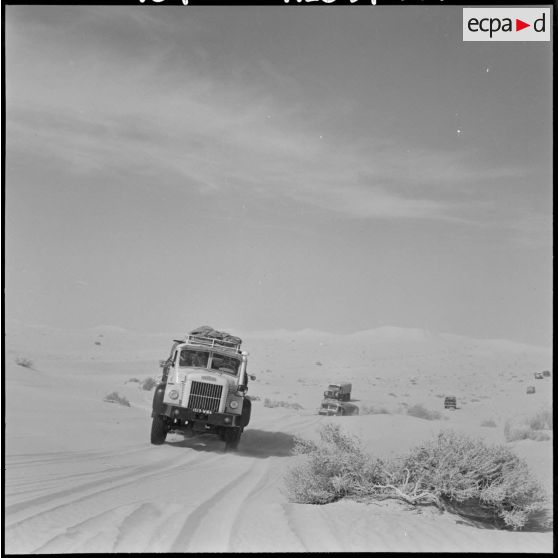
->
[{"left": 160, "top": 405, "right": 241, "bottom": 427}]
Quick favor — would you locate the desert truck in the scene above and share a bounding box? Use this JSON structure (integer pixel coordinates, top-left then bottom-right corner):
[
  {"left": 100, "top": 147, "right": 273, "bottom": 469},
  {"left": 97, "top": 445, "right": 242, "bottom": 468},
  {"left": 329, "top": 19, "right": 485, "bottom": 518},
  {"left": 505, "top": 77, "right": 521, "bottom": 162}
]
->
[
  {"left": 444, "top": 396, "right": 457, "bottom": 409},
  {"left": 323, "top": 382, "right": 352, "bottom": 402},
  {"left": 151, "top": 326, "right": 255, "bottom": 452},
  {"left": 319, "top": 400, "right": 359, "bottom": 416}
]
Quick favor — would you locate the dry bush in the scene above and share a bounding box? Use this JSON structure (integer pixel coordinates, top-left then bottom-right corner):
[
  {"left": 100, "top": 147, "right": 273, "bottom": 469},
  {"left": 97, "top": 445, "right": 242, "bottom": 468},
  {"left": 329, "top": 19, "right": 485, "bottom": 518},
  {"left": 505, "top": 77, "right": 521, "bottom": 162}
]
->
[
  {"left": 480, "top": 418, "right": 498, "bottom": 427},
  {"left": 528, "top": 408, "right": 553, "bottom": 430},
  {"left": 361, "top": 405, "right": 391, "bottom": 415},
  {"left": 127, "top": 378, "right": 141, "bottom": 383},
  {"left": 401, "top": 431, "right": 548, "bottom": 529},
  {"left": 284, "top": 423, "right": 386, "bottom": 505},
  {"left": 406, "top": 404, "right": 443, "bottom": 421},
  {"left": 104, "top": 392, "right": 131, "bottom": 407},
  {"left": 285, "top": 426, "right": 548, "bottom": 530},
  {"left": 505, "top": 408, "right": 552, "bottom": 442},
  {"left": 264, "top": 398, "right": 303, "bottom": 410},
  {"left": 141, "top": 377, "right": 158, "bottom": 391},
  {"left": 15, "top": 357, "right": 34, "bottom": 369}
]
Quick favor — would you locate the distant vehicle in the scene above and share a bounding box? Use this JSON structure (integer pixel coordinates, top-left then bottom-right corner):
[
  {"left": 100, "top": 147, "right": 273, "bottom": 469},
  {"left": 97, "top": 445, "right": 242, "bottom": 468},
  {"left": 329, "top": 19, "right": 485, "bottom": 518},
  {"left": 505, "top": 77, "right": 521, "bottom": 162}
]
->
[
  {"left": 323, "top": 383, "right": 352, "bottom": 402},
  {"left": 151, "top": 326, "right": 255, "bottom": 452},
  {"left": 534, "top": 372, "right": 544, "bottom": 380},
  {"left": 526, "top": 386, "right": 536, "bottom": 394},
  {"left": 318, "top": 400, "right": 359, "bottom": 416},
  {"left": 542, "top": 370, "right": 551, "bottom": 377},
  {"left": 444, "top": 396, "right": 457, "bottom": 409}
]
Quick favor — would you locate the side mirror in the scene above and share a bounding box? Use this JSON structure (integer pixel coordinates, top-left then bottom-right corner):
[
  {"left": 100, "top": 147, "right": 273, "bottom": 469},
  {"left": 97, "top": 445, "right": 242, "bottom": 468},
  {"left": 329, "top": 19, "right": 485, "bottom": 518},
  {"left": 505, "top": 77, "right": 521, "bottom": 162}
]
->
[{"left": 248, "top": 374, "right": 256, "bottom": 381}]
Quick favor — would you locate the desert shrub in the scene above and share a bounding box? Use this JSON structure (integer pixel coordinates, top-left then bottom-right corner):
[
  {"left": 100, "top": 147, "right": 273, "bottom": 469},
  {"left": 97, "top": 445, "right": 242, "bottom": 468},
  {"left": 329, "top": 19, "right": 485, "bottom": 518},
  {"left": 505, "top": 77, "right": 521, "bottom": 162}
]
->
[
  {"left": 504, "top": 408, "right": 552, "bottom": 442},
  {"left": 528, "top": 408, "right": 553, "bottom": 431},
  {"left": 127, "top": 378, "right": 141, "bottom": 383},
  {"left": 264, "top": 398, "right": 303, "bottom": 410},
  {"left": 361, "top": 405, "right": 391, "bottom": 415},
  {"left": 401, "top": 430, "right": 547, "bottom": 529},
  {"left": 15, "top": 357, "right": 34, "bottom": 369},
  {"left": 104, "top": 392, "right": 131, "bottom": 407},
  {"left": 285, "top": 426, "right": 548, "bottom": 530},
  {"left": 480, "top": 418, "right": 498, "bottom": 427},
  {"left": 94, "top": 341, "right": 102, "bottom": 346},
  {"left": 406, "top": 404, "right": 443, "bottom": 421},
  {"left": 141, "top": 377, "right": 158, "bottom": 391},
  {"left": 284, "top": 424, "right": 386, "bottom": 505}
]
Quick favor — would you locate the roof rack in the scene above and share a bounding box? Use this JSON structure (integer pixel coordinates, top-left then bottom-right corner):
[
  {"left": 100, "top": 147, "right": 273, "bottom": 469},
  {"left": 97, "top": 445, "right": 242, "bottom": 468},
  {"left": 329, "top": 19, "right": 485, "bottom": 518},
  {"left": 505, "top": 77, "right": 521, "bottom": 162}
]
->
[{"left": 181, "top": 334, "right": 243, "bottom": 354}]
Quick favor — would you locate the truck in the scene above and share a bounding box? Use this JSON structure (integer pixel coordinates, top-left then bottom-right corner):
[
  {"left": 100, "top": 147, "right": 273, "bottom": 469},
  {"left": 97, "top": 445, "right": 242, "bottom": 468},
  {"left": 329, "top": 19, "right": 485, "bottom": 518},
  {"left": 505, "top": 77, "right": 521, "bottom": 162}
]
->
[
  {"left": 444, "top": 396, "right": 457, "bottom": 409},
  {"left": 150, "top": 327, "right": 255, "bottom": 452},
  {"left": 323, "top": 382, "right": 352, "bottom": 402},
  {"left": 318, "top": 400, "right": 359, "bottom": 416}
]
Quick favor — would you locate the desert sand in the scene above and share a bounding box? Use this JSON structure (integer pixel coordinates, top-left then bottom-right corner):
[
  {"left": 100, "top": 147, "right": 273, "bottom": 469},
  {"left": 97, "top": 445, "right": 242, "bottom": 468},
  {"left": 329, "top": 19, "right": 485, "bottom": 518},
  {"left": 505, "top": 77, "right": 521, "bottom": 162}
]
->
[{"left": 3, "top": 323, "right": 553, "bottom": 553}]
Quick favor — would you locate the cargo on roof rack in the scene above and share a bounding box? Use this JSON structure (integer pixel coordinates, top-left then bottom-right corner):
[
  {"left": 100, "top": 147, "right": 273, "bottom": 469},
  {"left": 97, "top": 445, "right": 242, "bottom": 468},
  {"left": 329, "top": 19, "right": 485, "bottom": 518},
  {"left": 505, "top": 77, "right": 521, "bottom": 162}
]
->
[{"left": 184, "top": 334, "right": 243, "bottom": 354}]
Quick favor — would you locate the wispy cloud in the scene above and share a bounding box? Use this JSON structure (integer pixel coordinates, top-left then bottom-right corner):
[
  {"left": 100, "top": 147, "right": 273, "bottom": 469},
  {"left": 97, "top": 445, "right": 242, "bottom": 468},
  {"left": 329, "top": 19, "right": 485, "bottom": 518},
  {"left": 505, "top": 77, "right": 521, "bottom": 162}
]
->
[
  {"left": 8, "top": 86, "right": 523, "bottom": 225},
  {"left": 5, "top": 6, "right": 537, "bottom": 227}
]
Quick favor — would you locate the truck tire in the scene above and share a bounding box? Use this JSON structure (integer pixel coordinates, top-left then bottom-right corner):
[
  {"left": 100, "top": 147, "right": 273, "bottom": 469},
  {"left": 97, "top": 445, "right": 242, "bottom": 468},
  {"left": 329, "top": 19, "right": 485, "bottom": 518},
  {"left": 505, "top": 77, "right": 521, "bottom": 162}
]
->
[
  {"left": 224, "top": 427, "right": 242, "bottom": 452},
  {"left": 151, "top": 414, "right": 168, "bottom": 445}
]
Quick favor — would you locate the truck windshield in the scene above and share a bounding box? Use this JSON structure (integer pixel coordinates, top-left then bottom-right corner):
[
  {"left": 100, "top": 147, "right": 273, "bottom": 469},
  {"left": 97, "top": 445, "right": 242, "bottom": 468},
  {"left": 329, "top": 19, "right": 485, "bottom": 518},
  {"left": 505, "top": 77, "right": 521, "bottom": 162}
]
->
[
  {"left": 179, "top": 349, "right": 209, "bottom": 368},
  {"left": 209, "top": 354, "right": 240, "bottom": 376}
]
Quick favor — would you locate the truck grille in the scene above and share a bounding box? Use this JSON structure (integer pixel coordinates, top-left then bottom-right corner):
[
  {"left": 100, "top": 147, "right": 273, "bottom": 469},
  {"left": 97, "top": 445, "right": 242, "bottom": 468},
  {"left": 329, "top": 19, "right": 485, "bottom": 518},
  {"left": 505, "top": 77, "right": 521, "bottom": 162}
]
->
[{"left": 187, "top": 381, "right": 223, "bottom": 413}]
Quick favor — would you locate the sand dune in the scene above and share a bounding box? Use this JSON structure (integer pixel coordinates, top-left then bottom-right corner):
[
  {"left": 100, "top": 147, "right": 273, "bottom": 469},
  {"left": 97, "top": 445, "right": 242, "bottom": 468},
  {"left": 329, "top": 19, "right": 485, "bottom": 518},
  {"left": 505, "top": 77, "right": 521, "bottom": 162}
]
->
[{"left": 3, "top": 323, "right": 552, "bottom": 553}]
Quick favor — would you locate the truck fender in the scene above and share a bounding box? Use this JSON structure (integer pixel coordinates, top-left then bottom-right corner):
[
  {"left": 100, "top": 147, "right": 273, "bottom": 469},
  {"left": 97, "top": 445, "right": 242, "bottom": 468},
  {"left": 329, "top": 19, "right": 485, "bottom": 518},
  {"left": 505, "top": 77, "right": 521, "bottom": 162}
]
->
[
  {"left": 151, "top": 384, "right": 166, "bottom": 417},
  {"left": 240, "top": 397, "right": 252, "bottom": 427}
]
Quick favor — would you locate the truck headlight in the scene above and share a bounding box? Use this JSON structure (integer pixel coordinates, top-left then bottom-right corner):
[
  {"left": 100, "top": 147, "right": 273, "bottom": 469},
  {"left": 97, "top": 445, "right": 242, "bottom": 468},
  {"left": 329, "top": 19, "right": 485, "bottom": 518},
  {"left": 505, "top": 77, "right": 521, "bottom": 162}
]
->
[
  {"left": 169, "top": 389, "right": 179, "bottom": 400},
  {"left": 229, "top": 400, "right": 239, "bottom": 409}
]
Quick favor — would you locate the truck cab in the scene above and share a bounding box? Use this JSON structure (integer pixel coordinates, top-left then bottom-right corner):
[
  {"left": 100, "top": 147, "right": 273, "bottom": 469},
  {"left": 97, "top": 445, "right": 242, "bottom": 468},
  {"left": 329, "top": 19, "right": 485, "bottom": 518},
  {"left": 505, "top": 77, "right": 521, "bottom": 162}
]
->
[
  {"left": 319, "top": 400, "right": 359, "bottom": 416},
  {"left": 151, "top": 331, "right": 254, "bottom": 451}
]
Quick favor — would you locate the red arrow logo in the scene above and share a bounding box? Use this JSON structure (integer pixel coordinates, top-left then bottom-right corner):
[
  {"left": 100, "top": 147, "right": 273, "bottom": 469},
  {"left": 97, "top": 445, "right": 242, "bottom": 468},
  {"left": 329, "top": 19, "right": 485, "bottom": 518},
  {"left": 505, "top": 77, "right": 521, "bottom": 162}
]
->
[{"left": 516, "top": 19, "right": 530, "bottom": 31}]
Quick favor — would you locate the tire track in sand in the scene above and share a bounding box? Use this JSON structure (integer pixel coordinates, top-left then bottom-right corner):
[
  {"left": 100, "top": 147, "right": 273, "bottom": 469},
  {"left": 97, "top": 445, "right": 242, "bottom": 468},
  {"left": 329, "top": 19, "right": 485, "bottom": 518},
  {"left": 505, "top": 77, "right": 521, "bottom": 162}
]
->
[
  {"left": 169, "top": 457, "right": 269, "bottom": 553},
  {"left": 4, "top": 450, "right": 222, "bottom": 538}
]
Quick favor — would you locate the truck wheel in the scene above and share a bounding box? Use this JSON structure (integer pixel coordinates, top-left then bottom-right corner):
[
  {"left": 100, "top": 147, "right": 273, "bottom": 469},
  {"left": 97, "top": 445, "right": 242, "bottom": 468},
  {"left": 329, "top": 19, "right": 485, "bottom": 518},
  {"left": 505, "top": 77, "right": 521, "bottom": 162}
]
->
[
  {"left": 224, "top": 428, "right": 242, "bottom": 452},
  {"left": 151, "top": 414, "right": 168, "bottom": 445}
]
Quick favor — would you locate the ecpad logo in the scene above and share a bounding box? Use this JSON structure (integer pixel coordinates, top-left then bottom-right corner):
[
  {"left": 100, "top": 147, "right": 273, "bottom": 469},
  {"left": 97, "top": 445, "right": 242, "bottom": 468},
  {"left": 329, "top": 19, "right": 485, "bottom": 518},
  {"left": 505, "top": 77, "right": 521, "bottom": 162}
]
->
[{"left": 463, "top": 8, "right": 551, "bottom": 42}]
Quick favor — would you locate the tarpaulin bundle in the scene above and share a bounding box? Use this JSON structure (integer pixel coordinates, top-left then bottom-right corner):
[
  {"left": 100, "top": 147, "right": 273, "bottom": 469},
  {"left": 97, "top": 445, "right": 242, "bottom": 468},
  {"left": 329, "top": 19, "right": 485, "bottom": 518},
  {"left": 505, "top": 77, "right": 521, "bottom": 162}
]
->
[{"left": 189, "top": 325, "right": 242, "bottom": 347}]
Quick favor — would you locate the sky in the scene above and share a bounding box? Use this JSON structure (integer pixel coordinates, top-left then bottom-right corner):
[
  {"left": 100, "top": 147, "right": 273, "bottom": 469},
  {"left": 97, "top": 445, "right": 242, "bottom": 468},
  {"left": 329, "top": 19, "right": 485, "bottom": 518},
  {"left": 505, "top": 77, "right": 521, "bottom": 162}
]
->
[{"left": 4, "top": 4, "right": 553, "bottom": 346}]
